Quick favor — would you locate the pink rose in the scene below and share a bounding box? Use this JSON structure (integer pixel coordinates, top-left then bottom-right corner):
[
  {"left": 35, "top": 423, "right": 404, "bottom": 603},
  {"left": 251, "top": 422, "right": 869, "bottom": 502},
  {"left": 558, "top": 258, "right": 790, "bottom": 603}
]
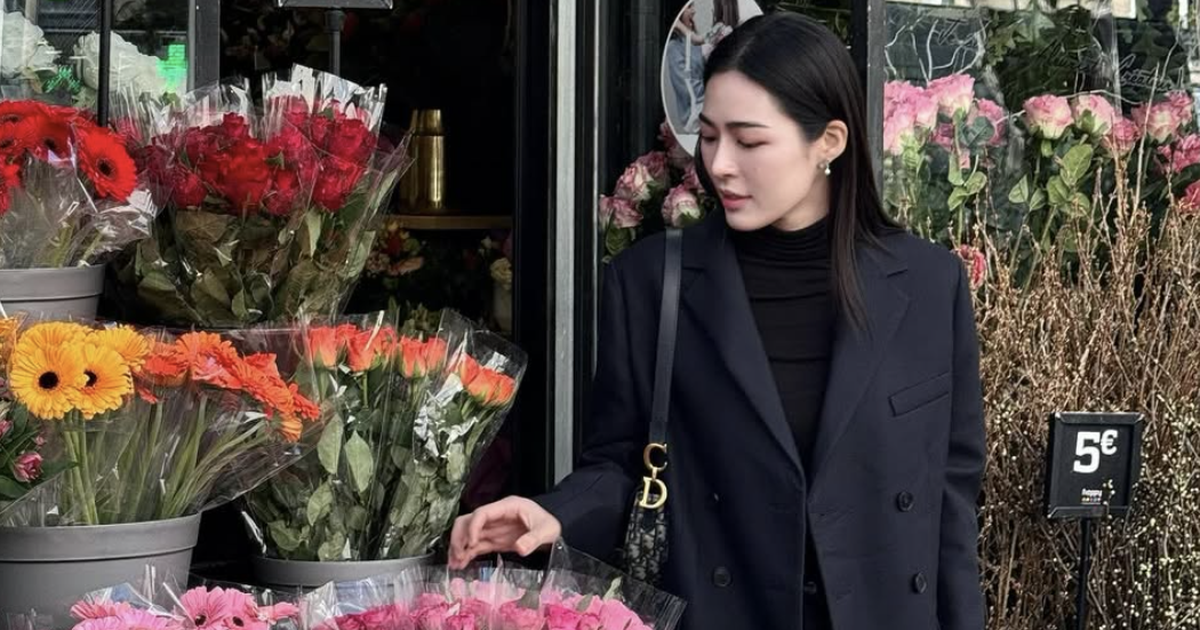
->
[
  {"left": 597, "top": 600, "right": 651, "bottom": 630},
  {"left": 1168, "top": 91, "right": 1194, "bottom": 125},
  {"left": 1105, "top": 117, "right": 1141, "bottom": 156},
  {"left": 658, "top": 120, "right": 678, "bottom": 151},
  {"left": 544, "top": 605, "right": 585, "bottom": 630},
  {"left": 614, "top": 162, "right": 656, "bottom": 202},
  {"left": 927, "top": 74, "right": 975, "bottom": 118},
  {"left": 1133, "top": 102, "right": 1184, "bottom": 143},
  {"left": 497, "top": 602, "right": 542, "bottom": 630},
  {"left": 1023, "top": 95, "right": 1073, "bottom": 140},
  {"left": 662, "top": 184, "right": 703, "bottom": 227},
  {"left": 445, "top": 614, "right": 478, "bottom": 630},
  {"left": 1071, "top": 94, "right": 1118, "bottom": 135},
  {"left": 884, "top": 81, "right": 937, "bottom": 131},
  {"left": 1158, "top": 134, "right": 1200, "bottom": 174},
  {"left": 884, "top": 81, "right": 924, "bottom": 118},
  {"left": 599, "top": 195, "right": 642, "bottom": 229},
  {"left": 969, "top": 98, "right": 1007, "bottom": 146},
  {"left": 883, "top": 104, "right": 919, "bottom": 156},
  {"left": 0, "top": 420, "right": 10, "bottom": 439},
  {"left": 1180, "top": 180, "right": 1200, "bottom": 215},
  {"left": 13, "top": 451, "right": 41, "bottom": 482},
  {"left": 955, "top": 245, "right": 987, "bottom": 290},
  {"left": 634, "top": 152, "right": 669, "bottom": 187}
]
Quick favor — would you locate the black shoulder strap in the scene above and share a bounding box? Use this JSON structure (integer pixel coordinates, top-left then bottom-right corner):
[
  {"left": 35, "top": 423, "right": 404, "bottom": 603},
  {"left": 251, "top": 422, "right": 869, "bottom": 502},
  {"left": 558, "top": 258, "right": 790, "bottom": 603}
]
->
[{"left": 649, "top": 228, "right": 683, "bottom": 447}]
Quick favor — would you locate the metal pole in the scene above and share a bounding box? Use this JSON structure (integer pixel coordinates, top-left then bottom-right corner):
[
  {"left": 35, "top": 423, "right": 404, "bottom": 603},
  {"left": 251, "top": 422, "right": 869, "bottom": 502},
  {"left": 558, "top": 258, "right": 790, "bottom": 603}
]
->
[
  {"left": 98, "top": 0, "right": 113, "bottom": 126},
  {"left": 327, "top": 9, "right": 346, "bottom": 75},
  {"left": 1075, "top": 518, "right": 1093, "bottom": 630}
]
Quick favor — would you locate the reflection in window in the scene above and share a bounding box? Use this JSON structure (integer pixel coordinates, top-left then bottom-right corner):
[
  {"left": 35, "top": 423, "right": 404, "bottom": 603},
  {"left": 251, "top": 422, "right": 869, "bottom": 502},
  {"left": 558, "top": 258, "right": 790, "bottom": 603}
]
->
[{"left": 0, "top": 0, "right": 188, "bottom": 108}]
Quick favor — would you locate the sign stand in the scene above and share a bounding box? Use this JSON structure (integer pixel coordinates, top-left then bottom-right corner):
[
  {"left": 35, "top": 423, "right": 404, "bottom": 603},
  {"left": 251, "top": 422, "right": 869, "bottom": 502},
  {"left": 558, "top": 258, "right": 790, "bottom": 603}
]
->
[
  {"left": 1044, "top": 411, "right": 1144, "bottom": 630},
  {"left": 275, "top": 0, "right": 394, "bottom": 76}
]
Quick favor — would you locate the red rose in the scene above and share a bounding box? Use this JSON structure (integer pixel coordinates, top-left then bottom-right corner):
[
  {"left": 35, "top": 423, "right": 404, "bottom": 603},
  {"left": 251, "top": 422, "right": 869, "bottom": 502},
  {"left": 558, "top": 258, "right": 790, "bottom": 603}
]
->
[
  {"left": 184, "top": 127, "right": 226, "bottom": 166},
  {"left": 309, "top": 115, "right": 333, "bottom": 149},
  {"left": 171, "top": 167, "right": 207, "bottom": 208},
  {"left": 263, "top": 168, "right": 301, "bottom": 217},
  {"left": 210, "top": 139, "right": 272, "bottom": 212},
  {"left": 219, "top": 112, "right": 251, "bottom": 140},
  {"left": 327, "top": 117, "right": 376, "bottom": 164},
  {"left": 312, "top": 157, "right": 364, "bottom": 211},
  {"left": 267, "top": 125, "right": 320, "bottom": 181}
]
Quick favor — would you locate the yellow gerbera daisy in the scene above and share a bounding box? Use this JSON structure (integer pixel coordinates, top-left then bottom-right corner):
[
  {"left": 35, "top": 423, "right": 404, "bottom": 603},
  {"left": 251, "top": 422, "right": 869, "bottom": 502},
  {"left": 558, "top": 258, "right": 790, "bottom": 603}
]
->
[
  {"left": 77, "top": 343, "right": 133, "bottom": 419},
  {"left": 8, "top": 344, "right": 87, "bottom": 420},
  {"left": 0, "top": 316, "right": 20, "bottom": 373},
  {"left": 16, "top": 322, "right": 89, "bottom": 353},
  {"left": 88, "top": 326, "right": 150, "bottom": 371}
]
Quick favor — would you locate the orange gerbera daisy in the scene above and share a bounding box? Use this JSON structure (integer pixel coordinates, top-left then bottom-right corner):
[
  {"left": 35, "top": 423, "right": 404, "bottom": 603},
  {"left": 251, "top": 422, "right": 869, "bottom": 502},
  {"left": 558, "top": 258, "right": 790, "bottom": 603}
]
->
[
  {"left": 17, "top": 321, "right": 89, "bottom": 352},
  {"left": 289, "top": 382, "right": 320, "bottom": 421},
  {"left": 89, "top": 326, "right": 151, "bottom": 371},
  {"left": 140, "top": 342, "right": 188, "bottom": 388},
  {"left": 8, "top": 344, "right": 87, "bottom": 420},
  {"left": 77, "top": 126, "right": 137, "bottom": 201},
  {"left": 175, "top": 332, "right": 241, "bottom": 389}
]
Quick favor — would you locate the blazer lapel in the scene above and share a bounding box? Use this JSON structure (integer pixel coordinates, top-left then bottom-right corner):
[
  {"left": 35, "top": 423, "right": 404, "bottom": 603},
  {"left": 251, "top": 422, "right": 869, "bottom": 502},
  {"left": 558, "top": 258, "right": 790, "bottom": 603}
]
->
[
  {"left": 682, "top": 214, "right": 803, "bottom": 474},
  {"left": 809, "top": 241, "right": 909, "bottom": 488}
]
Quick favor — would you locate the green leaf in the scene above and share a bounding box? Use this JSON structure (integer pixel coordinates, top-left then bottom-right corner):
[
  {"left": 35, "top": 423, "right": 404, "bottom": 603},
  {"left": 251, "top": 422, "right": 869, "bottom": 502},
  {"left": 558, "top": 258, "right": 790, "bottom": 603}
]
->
[
  {"left": 1047, "top": 176, "right": 1073, "bottom": 207},
  {"left": 1029, "top": 189, "right": 1048, "bottom": 211},
  {"left": 1058, "top": 225, "right": 1080, "bottom": 253},
  {"left": 317, "top": 416, "right": 344, "bottom": 475},
  {"left": 1041, "top": 139, "right": 1056, "bottom": 158},
  {"left": 175, "top": 210, "right": 234, "bottom": 249},
  {"left": 306, "top": 482, "right": 334, "bottom": 527},
  {"left": 604, "top": 227, "right": 633, "bottom": 257},
  {"left": 344, "top": 432, "right": 375, "bottom": 495},
  {"left": 0, "top": 477, "right": 28, "bottom": 500},
  {"left": 302, "top": 211, "right": 323, "bottom": 258},
  {"left": 962, "top": 116, "right": 995, "bottom": 149},
  {"left": 269, "top": 520, "right": 305, "bottom": 552},
  {"left": 317, "top": 531, "right": 347, "bottom": 561},
  {"left": 948, "top": 187, "right": 971, "bottom": 211},
  {"left": 1068, "top": 193, "right": 1092, "bottom": 218},
  {"left": 1008, "top": 177, "right": 1030, "bottom": 205},
  {"left": 948, "top": 160, "right": 965, "bottom": 187},
  {"left": 348, "top": 506, "right": 370, "bottom": 531},
  {"left": 964, "top": 172, "right": 988, "bottom": 195},
  {"left": 1059, "top": 144, "right": 1095, "bottom": 188}
]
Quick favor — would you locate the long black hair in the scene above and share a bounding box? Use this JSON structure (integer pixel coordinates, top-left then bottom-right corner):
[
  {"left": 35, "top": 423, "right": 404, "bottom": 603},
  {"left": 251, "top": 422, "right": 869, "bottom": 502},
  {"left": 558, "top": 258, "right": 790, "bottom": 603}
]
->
[{"left": 694, "top": 12, "right": 901, "bottom": 331}]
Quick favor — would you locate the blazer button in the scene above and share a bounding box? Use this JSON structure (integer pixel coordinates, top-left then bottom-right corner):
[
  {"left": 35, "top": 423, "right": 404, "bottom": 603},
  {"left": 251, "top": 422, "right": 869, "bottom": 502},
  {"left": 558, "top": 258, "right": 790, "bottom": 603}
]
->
[
  {"left": 896, "top": 491, "right": 915, "bottom": 512},
  {"left": 912, "top": 572, "right": 928, "bottom": 594},
  {"left": 803, "top": 581, "right": 819, "bottom": 596},
  {"left": 712, "top": 567, "right": 732, "bottom": 588}
]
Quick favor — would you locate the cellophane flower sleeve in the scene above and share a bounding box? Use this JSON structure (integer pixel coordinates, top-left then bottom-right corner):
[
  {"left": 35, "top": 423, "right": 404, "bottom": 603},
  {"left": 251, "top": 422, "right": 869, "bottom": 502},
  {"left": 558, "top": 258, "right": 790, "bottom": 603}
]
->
[
  {"left": 0, "top": 100, "right": 158, "bottom": 269},
  {"left": 377, "top": 318, "right": 528, "bottom": 559},
  {"left": 243, "top": 310, "right": 473, "bottom": 562},
  {"left": 301, "top": 571, "right": 424, "bottom": 630},
  {"left": 539, "top": 540, "right": 686, "bottom": 630},
  {"left": 0, "top": 320, "right": 320, "bottom": 527}
]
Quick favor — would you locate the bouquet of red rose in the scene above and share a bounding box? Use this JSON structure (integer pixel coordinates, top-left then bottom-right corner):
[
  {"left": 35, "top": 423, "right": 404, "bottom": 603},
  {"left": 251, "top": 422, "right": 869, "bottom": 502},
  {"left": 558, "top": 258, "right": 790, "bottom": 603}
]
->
[
  {"left": 114, "top": 66, "right": 412, "bottom": 327},
  {"left": 0, "top": 100, "right": 158, "bottom": 269}
]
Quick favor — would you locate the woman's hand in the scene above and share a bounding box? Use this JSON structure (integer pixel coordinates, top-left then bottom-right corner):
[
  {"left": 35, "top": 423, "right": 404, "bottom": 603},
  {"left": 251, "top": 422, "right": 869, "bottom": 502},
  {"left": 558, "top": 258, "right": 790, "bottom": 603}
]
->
[{"left": 448, "top": 496, "right": 562, "bottom": 569}]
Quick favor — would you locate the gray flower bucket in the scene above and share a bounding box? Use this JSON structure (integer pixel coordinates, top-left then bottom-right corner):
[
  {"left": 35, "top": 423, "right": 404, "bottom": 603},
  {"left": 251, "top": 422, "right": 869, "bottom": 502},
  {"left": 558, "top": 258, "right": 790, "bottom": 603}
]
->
[
  {"left": 0, "top": 515, "right": 201, "bottom": 629},
  {"left": 252, "top": 554, "right": 434, "bottom": 590},
  {"left": 0, "top": 265, "right": 106, "bottom": 320}
]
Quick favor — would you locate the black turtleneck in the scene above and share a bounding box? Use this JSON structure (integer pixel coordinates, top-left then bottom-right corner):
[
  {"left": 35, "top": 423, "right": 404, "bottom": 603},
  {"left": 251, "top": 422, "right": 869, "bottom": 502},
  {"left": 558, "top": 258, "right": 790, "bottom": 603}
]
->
[
  {"left": 731, "top": 216, "right": 836, "bottom": 468},
  {"left": 732, "top": 216, "right": 836, "bottom": 625}
]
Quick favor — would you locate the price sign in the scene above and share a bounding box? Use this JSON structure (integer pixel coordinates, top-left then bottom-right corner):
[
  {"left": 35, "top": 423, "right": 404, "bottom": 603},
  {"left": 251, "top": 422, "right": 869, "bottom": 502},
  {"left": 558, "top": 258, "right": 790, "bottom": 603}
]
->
[{"left": 1044, "top": 412, "right": 1144, "bottom": 519}]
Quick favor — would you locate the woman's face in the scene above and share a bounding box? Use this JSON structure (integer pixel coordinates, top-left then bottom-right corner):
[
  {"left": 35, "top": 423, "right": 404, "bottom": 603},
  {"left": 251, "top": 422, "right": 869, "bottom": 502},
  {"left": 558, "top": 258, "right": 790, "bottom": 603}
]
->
[
  {"left": 680, "top": 6, "right": 696, "bottom": 28},
  {"left": 698, "top": 70, "right": 845, "bottom": 232}
]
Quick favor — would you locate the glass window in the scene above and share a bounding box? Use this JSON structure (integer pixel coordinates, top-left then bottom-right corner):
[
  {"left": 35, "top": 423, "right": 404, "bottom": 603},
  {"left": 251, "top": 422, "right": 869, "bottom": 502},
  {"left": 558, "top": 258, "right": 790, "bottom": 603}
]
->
[{"left": 1, "top": 0, "right": 191, "bottom": 107}]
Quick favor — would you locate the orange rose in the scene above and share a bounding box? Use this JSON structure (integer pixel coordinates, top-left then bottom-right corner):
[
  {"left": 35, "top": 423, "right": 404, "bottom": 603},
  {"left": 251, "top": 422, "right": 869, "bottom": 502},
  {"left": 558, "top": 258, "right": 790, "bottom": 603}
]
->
[
  {"left": 306, "top": 327, "right": 342, "bottom": 368},
  {"left": 347, "top": 327, "right": 396, "bottom": 373},
  {"left": 397, "top": 336, "right": 428, "bottom": 378}
]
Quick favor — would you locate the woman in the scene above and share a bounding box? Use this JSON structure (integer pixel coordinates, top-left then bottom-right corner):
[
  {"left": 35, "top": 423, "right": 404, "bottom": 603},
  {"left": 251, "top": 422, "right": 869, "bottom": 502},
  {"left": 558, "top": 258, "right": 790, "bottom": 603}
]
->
[
  {"left": 664, "top": 4, "right": 707, "bottom": 133},
  {"left": 451, "top": 13, "right": 986, "bottom": 630}
]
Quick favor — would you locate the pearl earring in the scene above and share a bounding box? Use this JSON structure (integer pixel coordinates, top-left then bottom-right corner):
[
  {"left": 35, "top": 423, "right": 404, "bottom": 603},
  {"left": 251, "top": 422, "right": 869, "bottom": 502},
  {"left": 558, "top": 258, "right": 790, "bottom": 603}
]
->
[{"left": 820, "top": 160, "right": 831, "bottom": 176}]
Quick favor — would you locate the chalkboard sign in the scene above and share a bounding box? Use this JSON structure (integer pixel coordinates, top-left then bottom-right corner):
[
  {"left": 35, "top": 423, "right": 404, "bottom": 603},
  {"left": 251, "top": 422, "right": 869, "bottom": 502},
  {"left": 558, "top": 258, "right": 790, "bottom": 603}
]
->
[{"left": 1044, "top": 412, "right": 1144, "bottom": 519}]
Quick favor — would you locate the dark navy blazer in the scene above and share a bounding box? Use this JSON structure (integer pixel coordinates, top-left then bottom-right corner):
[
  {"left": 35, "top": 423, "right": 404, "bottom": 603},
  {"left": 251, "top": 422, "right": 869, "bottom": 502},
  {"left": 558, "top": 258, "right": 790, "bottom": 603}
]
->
[{"left": 537, "top": 210, "right": 986, "bottom": 630}]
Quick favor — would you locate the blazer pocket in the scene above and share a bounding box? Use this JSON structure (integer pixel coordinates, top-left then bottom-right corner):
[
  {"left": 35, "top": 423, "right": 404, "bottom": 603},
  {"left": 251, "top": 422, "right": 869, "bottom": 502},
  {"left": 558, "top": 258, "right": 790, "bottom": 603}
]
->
[{"left": 889, "top": 371, "right": 952, "bottom": 417}]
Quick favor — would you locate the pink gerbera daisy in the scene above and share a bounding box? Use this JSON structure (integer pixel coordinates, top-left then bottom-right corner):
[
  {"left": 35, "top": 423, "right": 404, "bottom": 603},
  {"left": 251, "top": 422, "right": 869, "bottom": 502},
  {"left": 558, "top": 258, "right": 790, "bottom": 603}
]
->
[
  {"left": 178, "top": 587, "right": 235, "bottom": 630},
  {"left": 72, "top": 601, "right": 134, "bottom": 621},
  {"left": 117, "top": 609, "right": 179, "bottom": 630},
  {"left": 72, "top": 617, "right": 127, "bottom": 630}
]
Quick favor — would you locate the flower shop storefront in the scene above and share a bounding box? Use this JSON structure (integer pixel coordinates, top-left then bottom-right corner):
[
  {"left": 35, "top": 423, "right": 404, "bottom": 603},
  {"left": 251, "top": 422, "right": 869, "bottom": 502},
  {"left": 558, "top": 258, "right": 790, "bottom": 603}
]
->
[{"left": 563, "top": 0, "right": 1200, "bottom": 627}]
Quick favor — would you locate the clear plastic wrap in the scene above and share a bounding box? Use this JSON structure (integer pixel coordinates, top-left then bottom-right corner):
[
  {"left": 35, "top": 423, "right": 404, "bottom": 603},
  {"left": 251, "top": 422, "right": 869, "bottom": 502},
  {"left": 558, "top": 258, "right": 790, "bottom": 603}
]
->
[
  {"left": 538, "top": 541, "right": 686, "bottom": 630},
  {"left": 0, "top": 319, "right": 320, "bottom": 526},
  {"left": 112, "top": 66, "right": 412, "bottom": 328},
  {"left": 378, "top": 324, "right": 528, "bottom": 559},
  {"left": 242, "top": 310, "right": 473, "bottom": 562},
  {"left": 0, "top": 101, "right": 159, "bottom": 268},
  {"left": 302, "top": 572, "right": 425, "bottom": 630}
]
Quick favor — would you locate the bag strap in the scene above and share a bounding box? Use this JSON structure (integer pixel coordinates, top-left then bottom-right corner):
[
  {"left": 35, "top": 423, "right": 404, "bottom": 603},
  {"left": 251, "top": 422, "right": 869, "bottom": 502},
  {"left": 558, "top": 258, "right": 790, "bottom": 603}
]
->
[{"left": 650, "top": 228, "right": 683, "bottom": 447}]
